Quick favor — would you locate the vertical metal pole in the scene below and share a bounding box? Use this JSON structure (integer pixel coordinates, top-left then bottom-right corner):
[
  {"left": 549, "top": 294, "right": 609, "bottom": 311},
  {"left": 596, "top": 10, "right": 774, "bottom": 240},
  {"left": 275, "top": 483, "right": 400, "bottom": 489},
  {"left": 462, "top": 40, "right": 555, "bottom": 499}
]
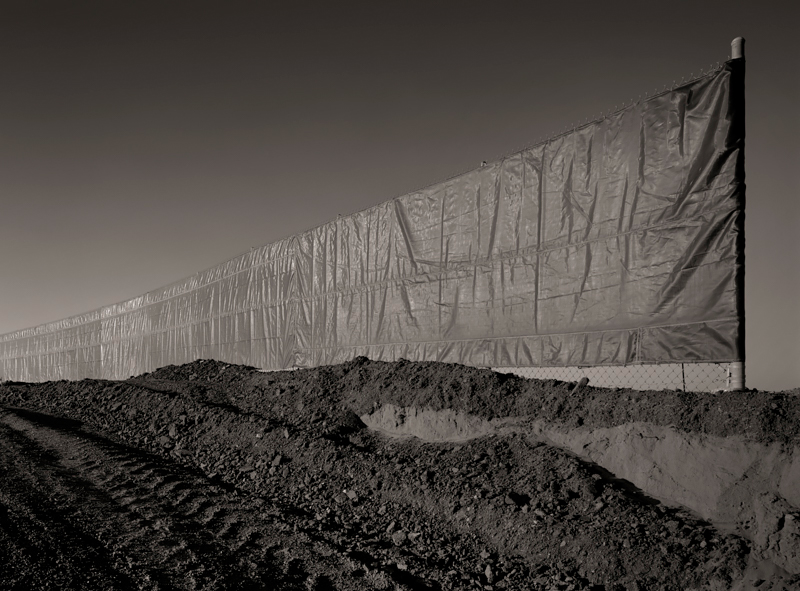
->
[
  {"left": 728, "top": 362, "right": 745, "bottom": 391},
  {"left": 681, "top": 363, "right": 686, "bottom": 392},
  {"left": 731, "top": 37, "right": 745, "bottom": 59},
  {"left": 729, "top": 36, "right": 746, "bottom": 391}
]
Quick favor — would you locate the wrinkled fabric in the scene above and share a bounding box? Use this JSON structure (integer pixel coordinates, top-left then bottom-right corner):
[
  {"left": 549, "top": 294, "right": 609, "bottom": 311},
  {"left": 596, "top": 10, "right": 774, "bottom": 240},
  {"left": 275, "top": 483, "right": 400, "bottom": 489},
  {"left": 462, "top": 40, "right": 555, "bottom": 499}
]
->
[{"left": 0, "top": 60, "right": 745, "bottom": 381}]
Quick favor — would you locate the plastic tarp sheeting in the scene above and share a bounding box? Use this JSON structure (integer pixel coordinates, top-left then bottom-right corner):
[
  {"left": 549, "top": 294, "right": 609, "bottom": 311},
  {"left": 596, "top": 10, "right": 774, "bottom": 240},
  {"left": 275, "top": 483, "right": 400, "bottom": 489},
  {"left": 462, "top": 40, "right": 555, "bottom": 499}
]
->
[{"left": 0, "top": 60, "right": 745, "bottom": 382}]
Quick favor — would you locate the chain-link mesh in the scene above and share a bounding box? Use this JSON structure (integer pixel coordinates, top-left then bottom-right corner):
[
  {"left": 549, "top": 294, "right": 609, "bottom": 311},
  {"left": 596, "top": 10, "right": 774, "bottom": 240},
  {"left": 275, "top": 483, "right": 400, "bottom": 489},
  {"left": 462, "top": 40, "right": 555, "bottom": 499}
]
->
[
  {"left": 257, "top": 362, "right": 734, "bottom": 392},
  {"left": 492, "top": 363, "right": 732, "bottom": 392}
]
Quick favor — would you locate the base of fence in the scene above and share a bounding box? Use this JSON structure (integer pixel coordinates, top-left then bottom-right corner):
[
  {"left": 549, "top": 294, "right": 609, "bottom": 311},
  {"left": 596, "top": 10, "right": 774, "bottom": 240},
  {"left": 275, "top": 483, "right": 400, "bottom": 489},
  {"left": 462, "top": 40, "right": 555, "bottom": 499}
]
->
[
  {"left": 727, "top": 361, "right": 745, "bottom": 391},
  {"left": 256, "top": 362, "right": 737, "bottom": 393},
  {"left": 492, "top": 363, "right": 734, "bottom": 393}
]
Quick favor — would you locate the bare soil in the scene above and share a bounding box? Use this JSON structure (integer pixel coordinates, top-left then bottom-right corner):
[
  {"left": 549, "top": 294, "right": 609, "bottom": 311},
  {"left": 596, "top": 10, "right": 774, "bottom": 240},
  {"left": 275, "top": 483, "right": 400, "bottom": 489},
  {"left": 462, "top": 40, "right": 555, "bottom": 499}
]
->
[{"left": 1, "top": 357, "right": 798, "bottom": 590}]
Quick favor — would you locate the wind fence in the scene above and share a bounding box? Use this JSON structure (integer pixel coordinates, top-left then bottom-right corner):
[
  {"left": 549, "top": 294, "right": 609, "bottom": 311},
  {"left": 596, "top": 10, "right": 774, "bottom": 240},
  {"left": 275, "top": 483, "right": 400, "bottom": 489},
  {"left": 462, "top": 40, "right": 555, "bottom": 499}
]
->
[{"left": 0, "top": 59, "right": 745, "bottom": 392}]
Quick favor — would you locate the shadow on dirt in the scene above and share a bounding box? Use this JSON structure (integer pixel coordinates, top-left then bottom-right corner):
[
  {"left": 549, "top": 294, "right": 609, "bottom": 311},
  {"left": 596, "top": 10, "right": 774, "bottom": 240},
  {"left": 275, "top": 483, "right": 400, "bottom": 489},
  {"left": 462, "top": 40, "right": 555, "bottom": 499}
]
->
[{"left": 3, "top": 407, "right": 84, "bottom": 431}]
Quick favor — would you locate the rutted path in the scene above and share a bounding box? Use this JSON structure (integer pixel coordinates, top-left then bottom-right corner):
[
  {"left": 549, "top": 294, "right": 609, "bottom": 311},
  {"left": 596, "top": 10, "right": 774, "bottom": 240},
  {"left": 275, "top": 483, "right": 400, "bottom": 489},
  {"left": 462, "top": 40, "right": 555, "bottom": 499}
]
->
[{"left": 0, "top": 407, "right": 367, "bottom": 590}]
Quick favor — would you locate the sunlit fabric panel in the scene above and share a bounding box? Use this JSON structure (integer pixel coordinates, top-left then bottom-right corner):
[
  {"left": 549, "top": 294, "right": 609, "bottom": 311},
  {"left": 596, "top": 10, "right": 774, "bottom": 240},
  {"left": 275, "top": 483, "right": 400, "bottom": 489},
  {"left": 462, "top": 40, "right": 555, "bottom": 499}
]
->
[{"left": 0, "top": 60, "right": 744, "bottom": 381}]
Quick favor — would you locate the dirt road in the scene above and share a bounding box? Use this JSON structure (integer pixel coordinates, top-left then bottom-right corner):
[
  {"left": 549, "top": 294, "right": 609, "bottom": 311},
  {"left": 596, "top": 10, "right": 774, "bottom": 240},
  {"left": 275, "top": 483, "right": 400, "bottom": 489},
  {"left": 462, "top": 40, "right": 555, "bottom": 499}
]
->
[
  {"left": 2, "top": 358, "right": 798, "bottom": 590},
  {"left": 0, "top": 407, "right": 375, "bottom": 590}
]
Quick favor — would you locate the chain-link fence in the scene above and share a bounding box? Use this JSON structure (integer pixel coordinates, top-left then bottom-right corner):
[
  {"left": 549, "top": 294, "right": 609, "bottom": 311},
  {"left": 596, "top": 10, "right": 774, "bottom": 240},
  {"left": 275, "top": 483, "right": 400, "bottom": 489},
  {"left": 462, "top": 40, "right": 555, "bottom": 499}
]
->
[
  {"left": 492, "top": 362, "right": 732, "bottom": 392},
  {"left": 258, "top": 362, "right": 734, "bottom": 392}
]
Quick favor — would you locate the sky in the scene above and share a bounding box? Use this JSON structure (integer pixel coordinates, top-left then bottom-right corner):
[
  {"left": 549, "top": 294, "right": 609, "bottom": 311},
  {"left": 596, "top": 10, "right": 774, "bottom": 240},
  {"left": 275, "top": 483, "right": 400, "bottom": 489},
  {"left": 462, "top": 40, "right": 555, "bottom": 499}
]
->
[{"left": 1, "top": 1, "right": 798, "bottom": 391}]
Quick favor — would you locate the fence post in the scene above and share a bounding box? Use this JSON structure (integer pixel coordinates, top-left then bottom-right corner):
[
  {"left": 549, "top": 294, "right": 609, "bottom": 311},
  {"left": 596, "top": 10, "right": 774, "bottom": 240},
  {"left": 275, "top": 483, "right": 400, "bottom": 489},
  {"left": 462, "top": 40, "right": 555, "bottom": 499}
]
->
[
  {"left": 731, "top": 37, "right": 745, "bottom": 59},
  {"left": 728, "top": 36, "right": 746, "bottom": 391},
  {"left": 728, "top": 362, "right": 745, "bottom": 391}
]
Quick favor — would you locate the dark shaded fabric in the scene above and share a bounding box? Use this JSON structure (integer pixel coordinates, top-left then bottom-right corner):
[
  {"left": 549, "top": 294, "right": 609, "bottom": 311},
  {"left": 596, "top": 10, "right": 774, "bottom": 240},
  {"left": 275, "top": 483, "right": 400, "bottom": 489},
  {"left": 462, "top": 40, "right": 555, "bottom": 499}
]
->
[{"left": 0, "top": 61, "right": 745, "bottom": 381}]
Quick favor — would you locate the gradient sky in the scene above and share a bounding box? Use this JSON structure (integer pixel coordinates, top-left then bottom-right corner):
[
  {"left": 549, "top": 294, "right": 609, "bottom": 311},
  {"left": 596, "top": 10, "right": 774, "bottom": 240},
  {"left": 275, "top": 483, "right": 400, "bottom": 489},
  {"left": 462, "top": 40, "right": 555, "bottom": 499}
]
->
[{"left": 1, "top": 1, "right": 797, "bottom": 390}]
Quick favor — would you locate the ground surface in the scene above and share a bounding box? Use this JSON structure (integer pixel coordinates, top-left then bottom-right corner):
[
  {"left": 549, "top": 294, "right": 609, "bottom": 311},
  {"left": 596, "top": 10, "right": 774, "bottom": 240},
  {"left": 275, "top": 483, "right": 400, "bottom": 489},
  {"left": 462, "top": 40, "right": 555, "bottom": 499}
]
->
[{"left": 1, "top": 358, "right": 798, "bottom": 590}]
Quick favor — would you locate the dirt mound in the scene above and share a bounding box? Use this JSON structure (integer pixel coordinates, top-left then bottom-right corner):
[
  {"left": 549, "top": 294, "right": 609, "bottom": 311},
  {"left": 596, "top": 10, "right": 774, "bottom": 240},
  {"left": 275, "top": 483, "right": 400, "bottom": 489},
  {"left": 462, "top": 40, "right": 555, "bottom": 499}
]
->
[
  {"left": 1, "top": 358, "right": 798, "bottom": 590},
  {"left": 145, "top": 357, "right": 800, "bottom": 444}
]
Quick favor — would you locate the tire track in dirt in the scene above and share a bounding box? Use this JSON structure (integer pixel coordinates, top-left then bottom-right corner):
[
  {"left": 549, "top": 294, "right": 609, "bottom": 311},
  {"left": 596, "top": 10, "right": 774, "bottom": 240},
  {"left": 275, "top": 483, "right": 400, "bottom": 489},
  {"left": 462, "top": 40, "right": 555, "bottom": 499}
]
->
[
  {"left": 0, "top": 423, "right": 138, "bottom": 590},
  {"left": 0, "top": 407, "right": 378, "bottom": 590}
]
